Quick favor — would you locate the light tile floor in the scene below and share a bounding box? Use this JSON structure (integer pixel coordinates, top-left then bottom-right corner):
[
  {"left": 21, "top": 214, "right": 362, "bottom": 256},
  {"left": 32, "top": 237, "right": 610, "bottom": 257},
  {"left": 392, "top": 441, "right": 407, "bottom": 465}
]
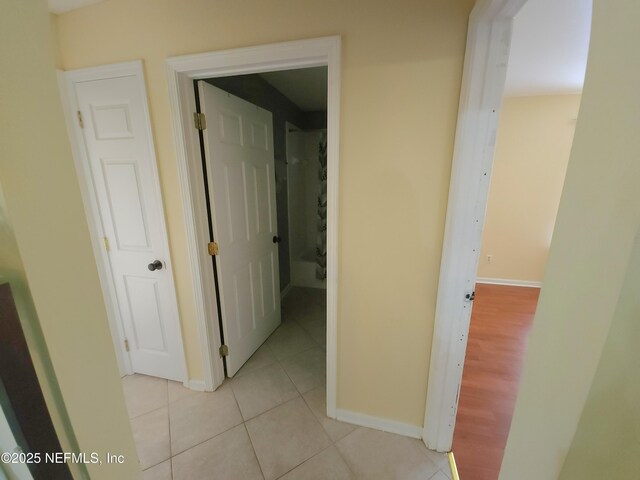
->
[{"left": 123, "top": 287, "right": 452, "bottom": 480}]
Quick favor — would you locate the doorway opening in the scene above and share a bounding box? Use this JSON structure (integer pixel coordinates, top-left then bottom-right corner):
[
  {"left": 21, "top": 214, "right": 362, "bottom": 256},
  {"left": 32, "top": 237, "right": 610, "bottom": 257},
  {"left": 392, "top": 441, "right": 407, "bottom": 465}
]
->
[
  {"left": 453, "top": 95, "right": 584, "bottom": 479},
  {"left": 423, "top": 0, "right": 592, "bottom": 477},
  {"left": 193, "top": 66, "right": 329, "bottom": 381},
  {"left": 165, "top": 35, "right": 341, "bottom": 414}
]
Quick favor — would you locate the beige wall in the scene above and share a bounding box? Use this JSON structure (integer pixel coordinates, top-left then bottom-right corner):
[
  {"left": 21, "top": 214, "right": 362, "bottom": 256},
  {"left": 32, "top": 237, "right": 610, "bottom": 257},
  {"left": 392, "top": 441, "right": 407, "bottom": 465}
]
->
[
  {"left": 55, "top": 0, "right": 473, "bottom": 426},
  {"left": 558, "top": 229, "right": 640, "bottom": 479},
  {"left": 0, "top": 1, "right": 138, "bottom": 478},
  {"left": 478, "top": 94, "right": 581, "bottom": 283},
  {"left": 500, "top": 0, "right": 640, "bottom": 478}
]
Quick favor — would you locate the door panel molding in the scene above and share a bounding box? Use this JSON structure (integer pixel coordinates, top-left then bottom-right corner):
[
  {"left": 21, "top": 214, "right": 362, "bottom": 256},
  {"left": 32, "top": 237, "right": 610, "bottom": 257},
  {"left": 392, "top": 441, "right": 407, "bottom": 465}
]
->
[
  {"left": 165, "top": 36, "right": 340, "bottom": 416},
  {"left": 59, "top": 61, "right": 188, "bottom": 384}
]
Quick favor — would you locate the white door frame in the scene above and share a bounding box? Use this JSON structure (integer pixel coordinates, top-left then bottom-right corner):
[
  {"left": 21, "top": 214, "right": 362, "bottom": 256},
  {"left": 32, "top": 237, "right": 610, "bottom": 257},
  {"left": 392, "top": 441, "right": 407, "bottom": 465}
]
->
[
  {"left": 422, "top": 0, "right": 528, "bottom": 452},
  {"left": 165, "top": 36, "right": 341, "bottom": 416},
  {"left": 58, "top": 61, "right": 188, "bottom": 384}
]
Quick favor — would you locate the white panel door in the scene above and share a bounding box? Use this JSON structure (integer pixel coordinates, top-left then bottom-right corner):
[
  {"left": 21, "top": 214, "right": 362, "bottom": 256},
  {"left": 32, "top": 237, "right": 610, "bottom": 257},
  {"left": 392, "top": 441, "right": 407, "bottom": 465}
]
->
[
  {"left": 198, "top": 82, "right": 281, "bottom": 377},
  {"left": 75, "top": 74, "right": 186, "bottom": 381}
]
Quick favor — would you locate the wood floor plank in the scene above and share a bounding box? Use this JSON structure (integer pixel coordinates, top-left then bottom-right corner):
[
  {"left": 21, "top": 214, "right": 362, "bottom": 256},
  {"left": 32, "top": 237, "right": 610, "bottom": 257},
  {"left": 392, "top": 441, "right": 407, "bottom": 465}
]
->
[{"left": 452, "top": 283, "right": 539, "bottom": 480}]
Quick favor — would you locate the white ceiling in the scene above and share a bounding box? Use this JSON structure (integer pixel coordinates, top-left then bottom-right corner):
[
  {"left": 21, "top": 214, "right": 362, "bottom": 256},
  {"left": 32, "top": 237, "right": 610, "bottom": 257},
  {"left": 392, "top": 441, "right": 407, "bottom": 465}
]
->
[
  {"left": 504, "top": 0, "right": 592, "bottom": 96},
  {"left": 260, "top": 67, "right": 328, "bottom": 112},
  {"left": 48, "top": 0, "right": 105, "bottom": 14}
]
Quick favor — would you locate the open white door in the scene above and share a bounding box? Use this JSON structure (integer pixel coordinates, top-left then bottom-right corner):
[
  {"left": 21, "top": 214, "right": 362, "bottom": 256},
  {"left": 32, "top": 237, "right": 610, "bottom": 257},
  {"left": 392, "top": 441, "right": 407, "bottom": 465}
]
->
[
  {"left": 73, "top": 70, "right": 186, "bottom": 382},
  {"left": 198, "top": 82, "right": 281, "bottom": 377}
]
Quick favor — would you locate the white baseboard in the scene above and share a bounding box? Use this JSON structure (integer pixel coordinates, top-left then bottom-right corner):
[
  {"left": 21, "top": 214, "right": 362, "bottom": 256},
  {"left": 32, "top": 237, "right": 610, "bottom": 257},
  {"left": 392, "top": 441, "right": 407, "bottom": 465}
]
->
[
  {"left": 185, "top": 379, "right": 206, "bottom": 391},
  {"left": 335, "top": 409, "right": 422, "bottom": 439},
  {"left": 476, "top": 277, "right": 542, "bottom": 288},
  {"left": 281, "top": 283, "right": 292, "bottom": 300}
]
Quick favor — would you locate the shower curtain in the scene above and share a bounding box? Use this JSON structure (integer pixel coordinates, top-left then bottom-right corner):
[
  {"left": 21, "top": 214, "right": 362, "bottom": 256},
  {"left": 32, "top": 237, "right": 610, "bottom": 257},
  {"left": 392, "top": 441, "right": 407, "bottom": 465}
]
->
[{"left": 315, "top": 132, "right": 327, "bottom": 280}]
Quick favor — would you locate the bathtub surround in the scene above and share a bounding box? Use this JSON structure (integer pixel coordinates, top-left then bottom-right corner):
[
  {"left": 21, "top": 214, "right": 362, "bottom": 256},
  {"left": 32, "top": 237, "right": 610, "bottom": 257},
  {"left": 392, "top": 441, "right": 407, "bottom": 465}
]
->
[
  {"left": 316, "top": 132, "right": 328, "bottom": 281},
  {"left": 289, "top": 130, "right": 328, "bottom": 289}
]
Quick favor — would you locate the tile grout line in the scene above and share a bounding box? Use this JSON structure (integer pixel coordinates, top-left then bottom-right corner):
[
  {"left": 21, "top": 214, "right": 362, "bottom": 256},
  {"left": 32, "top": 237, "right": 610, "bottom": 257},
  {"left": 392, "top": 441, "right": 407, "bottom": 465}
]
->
[
  {"left": 127, "top": 380, "right": 198, "bottom": 422},
  {"left": 227, "top": 376, "right": 267, "bottom": 479},
  {"left": 243, "top": 295, "right": 329, "bottom": 478},
  {"left": 272, "top": 299, "right": 354, "bottom": 479},
  {"left": 168, "top": 420, "right": 244, "bottom": 461},
  {"left": 125, "top": 378, "right": 168, "bottom": 421},
  {"left": 241, "top": 422, "right": 266, "bottom": 480},
  {"left": 128, "top": 404, "right": 166, "bottom": 422},
  {"left": 272, "top": 443, "right": 334, "bottom": 480},
  {"left": 298, "top": 387, "right": 335, "bottom": 441},
  {"left": 164, "top": 387, "right": 246, "bottom": 461},
  {"left": 296, "top": 391, "right": 361, "bottom": 479},
  {"left": 139, "top": 384, "right": 239, "bottom": 473},
  {"left": 333, "top": 442, "right": 359, "bottom": 479},
  {"left": 135, "top": 289, "right": 329, "bottom": 478},
  {"left": 134, "top": 380, "right": 169, "bottom": 474},
  {"left": 166, "top": 379, "right": 174, "bottom": 480},
  {"left": 229, "top": 366, "right": 303, "bottom": 423}
]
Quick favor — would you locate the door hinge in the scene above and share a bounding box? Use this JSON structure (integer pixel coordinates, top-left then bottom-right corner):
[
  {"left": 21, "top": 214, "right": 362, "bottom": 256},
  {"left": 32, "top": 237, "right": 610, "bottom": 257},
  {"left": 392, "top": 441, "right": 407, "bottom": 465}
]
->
[
  {"left": 77, "top": 110, "right": 84, "bottom": 129},
  {"left": 465, "top": 291, "right": 476, "bottom": 302},
  {"left": 124, "top": 338, "right": 130, "bottom": 352},
  {"left": 208, "top": 241, "right": 219, "bottom": 256},
  {"left": 219, "top": 345, "right": 229, "bottom": 357},
  {"left": 193, "top": 112, "right": 206, "bottom": 130},
  {"left": 103, "top": 236, "right": 110, "bottom": 252}
]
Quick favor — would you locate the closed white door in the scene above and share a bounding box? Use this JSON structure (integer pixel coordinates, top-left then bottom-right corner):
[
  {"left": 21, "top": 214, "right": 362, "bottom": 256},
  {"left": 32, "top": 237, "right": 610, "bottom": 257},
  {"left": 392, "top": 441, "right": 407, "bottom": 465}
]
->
[
  {"left": 198, "top": 82, "right": 281, "bottom": 376},
  {"left": 74, "top": 73, "right": 186, "bottom": 381}
]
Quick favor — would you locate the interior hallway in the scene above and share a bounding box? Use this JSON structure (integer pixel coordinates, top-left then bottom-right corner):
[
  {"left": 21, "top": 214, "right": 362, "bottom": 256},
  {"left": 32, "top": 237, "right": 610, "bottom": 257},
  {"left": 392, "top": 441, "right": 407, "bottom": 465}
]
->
[
  {"left": 123, "top": 287, "right": 452, "bottom": 479},
  {"left": 452, "top": 283, "right": 540, "bottom": 480}
]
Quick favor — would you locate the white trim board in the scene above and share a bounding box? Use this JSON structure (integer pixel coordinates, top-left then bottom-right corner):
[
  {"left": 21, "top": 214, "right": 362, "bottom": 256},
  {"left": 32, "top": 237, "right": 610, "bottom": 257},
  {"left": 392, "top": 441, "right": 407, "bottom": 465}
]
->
[
  {"left": 165, "top": 36, "right": 341, "bottom": 419},
  {"left": 476, "top": 277, "right": 542, "bottom": 288},
  {"left": 335, "top": 409, "right": 423, "bottom": 439},
  {"left": 422, "top": 0, "right": 529, "bottom": 453}
]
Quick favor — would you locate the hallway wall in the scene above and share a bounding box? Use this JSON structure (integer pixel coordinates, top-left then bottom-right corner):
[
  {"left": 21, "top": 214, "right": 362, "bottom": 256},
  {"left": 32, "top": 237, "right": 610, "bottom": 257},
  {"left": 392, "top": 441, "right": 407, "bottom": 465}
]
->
[{"left": 55, "top": 0, "right": 474, "bottom": 426}]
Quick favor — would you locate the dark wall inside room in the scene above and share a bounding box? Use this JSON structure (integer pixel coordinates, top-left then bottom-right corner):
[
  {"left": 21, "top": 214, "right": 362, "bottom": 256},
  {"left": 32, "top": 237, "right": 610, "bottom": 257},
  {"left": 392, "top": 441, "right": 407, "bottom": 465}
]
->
[{"left": 206, "top": 73, "right": 326, "bottom": 292}]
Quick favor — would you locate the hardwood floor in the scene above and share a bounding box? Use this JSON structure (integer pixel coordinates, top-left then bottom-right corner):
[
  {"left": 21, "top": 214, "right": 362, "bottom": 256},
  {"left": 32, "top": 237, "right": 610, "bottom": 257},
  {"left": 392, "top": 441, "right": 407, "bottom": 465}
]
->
[{"left": 452, "top": 283, "right": 540, "bottom": 480}]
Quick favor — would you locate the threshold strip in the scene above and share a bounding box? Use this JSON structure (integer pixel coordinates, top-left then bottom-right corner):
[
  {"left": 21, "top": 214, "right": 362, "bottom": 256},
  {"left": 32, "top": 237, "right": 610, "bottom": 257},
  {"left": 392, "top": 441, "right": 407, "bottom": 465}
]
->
[{"left": 448, "top": 451, "right": 460, "bottom": 480}]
